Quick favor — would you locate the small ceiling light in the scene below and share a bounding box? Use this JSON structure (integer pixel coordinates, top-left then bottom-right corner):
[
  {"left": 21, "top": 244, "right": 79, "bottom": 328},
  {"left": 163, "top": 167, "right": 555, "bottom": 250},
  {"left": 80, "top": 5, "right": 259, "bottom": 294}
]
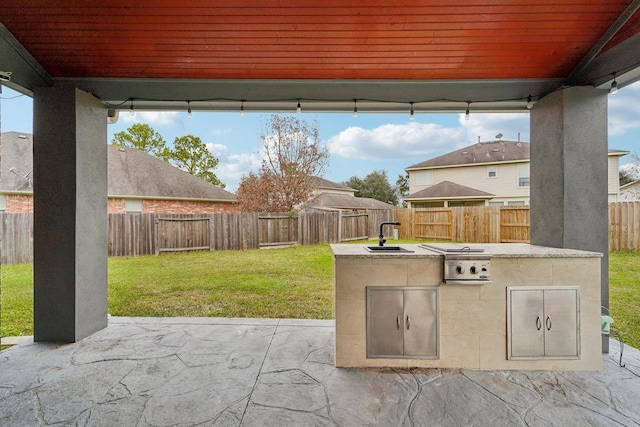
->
[
  {"left": 610, "top": 77, "right": 618, "bottom": 95},
  {"left": 465, "top": 102, "right": 470, "bottom": 121},
  {"left": 353, "top": 100, "right": 358, "bottom": 118},
  {"left": 526, "top": 95, "right": 534, "bottom": 110},
  {"left": 187, "top": 101, "right": 192, "bottom": 119},
  {"left": 410, "top": 102, "right": 415, "bottom": 121},
  {"left": 129, "top": 100, "right": 135, "bottom": 117},
  {"left": 297, "top": 100, "right": 302, "bottom": 114},
  {"left": 240, "top": 100, "right": 245, "bottom": 117}
]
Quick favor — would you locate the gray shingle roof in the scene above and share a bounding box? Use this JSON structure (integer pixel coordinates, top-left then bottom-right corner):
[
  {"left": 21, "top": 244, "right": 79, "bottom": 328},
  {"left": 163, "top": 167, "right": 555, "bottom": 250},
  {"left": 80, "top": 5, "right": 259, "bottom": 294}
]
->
[
  {"left": 1, "top": 132, "right": 33, "bottom": 192},
  {"left": 1, "top": 132, "right": 236, "bottom": 202},
  {"left": 406, "top": 139, "right": 628, "bottom": 170},
  {"left": 406, "top": 140, "right": 530, "bottom": 170},
  {"left": 108, "top": 145, "right": 236, "bottom": 201},
  {"left": 306, "top": 192, "right": 396, "bottom": 209},
  {"left": 310, "top": 176, "right": 355, "bottom": 192},
  {"left": 406, "top": 180, "right": 494, "bottom": 200}
]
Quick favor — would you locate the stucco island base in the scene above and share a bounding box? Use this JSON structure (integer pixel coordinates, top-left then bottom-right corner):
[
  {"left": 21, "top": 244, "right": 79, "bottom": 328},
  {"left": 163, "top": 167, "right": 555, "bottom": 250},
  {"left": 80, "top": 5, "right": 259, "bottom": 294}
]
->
[{"left": 332, "top": 243, "right": 602, "bottom": 371}]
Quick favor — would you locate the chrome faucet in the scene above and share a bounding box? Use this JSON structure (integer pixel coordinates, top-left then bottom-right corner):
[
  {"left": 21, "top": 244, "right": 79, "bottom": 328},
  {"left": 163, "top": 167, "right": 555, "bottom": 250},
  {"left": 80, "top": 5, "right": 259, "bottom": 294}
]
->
[{"left": 379, "top": 221, "right": 401, "bottom": 246}]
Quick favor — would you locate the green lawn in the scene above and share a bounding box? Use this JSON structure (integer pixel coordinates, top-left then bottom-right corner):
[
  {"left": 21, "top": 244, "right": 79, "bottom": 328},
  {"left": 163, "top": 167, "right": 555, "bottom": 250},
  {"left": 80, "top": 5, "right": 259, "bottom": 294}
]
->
[
  {"left": 2, "top": 246, "right": 639, "bottom": 350},
  {"left": 608, "top": 251, "right": 640, "bottom": 348}
]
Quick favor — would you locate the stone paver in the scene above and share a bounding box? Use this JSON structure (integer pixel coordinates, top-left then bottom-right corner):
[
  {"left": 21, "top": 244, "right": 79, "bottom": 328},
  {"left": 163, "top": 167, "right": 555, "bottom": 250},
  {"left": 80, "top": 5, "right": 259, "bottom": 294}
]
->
[{"left": 1, "top": 317, "right": 639, "bottom": 426}]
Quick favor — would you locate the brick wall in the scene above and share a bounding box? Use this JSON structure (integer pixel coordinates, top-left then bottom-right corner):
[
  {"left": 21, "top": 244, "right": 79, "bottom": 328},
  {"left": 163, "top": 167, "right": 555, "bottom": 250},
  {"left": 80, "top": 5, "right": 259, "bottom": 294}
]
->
[
  {"left": 2, "top": 194, "right": 238, "bottom": 214},
  {"left": 141, "top": 199, "right": 239, "bottom": 214},
  {"left": 6, "top": 194, "right": 34, "bottom": 213},
  {"left": 108, "top": 198, "right": 126, "bottom": 213}
]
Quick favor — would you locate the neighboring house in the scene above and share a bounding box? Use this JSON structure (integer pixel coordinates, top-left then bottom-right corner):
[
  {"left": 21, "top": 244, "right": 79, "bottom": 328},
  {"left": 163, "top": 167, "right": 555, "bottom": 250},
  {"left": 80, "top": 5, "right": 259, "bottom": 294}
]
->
[
  {"left": 305, "top": 176, "right": 396, "bottom": 210},
  {"left": 309, "top": 176, "right": 356, "bottom": 197},
  {"left": 305, "top": 192, "right": 397, "bottom": 210},
  {"left": 0, "top": 132, "right": 237, "bottom": 214},
  {"left": 619, "top": 180, "right": 640, "bottom": 202},
  {"left": 405, "top": 139, "right": 627, "bottom": 208}
]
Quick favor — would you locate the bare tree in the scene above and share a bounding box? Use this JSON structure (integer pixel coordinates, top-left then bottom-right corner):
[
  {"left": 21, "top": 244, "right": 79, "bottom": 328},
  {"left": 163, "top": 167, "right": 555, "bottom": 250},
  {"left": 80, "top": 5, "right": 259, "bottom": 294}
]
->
[
  {"left": 236, "top": 171, "right": 272, "bottom": 212},
  {"left": 237, "top": 115, "right": 329, "bottom": 212}
]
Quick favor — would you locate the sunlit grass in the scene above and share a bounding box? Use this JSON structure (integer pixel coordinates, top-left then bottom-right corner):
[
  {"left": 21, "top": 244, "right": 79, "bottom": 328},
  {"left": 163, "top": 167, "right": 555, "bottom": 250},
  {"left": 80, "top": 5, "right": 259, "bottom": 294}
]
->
[
  {"left": 609, "top": 252, "right": 640, "bottom": 348},
  {"left": 2, "top": 246, "right": 639, "bottom": 352}
]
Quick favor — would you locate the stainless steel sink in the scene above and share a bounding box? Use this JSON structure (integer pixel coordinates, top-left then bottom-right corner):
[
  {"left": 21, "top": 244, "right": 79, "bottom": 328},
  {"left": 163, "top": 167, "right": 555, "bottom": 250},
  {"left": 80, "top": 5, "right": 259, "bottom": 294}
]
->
[{"left": 365, "top": 246, "right": 414, "bottom": 253}]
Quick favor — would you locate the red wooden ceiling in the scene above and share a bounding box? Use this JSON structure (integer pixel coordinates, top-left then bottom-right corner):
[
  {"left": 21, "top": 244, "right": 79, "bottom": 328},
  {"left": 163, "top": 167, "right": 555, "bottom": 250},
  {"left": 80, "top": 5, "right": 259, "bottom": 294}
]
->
[{"left": 1, "top": 0, "right": 637, "bottom": 81}]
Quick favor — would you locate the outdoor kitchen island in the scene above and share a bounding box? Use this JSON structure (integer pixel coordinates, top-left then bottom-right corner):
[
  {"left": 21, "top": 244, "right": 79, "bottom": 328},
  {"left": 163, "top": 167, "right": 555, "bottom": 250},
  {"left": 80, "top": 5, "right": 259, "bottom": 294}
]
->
[{"left": 331, "top": 243, "right": 603, "bottom": 371}]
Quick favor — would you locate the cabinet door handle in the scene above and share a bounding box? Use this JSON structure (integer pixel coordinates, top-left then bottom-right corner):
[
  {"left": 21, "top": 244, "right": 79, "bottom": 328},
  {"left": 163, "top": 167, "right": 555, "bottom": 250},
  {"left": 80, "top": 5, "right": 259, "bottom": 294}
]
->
[
  {"left": 406, "top": 315, "right": 410, "bottom": 330},
  {"left": 536, "top": 316, "right": 542, "bottom": 330},
  {"left": 397, "top": 315, "right": 400, "bottom": 330},
  {"left": 546, "top": 316, "right": 552, "bottom": 330}
]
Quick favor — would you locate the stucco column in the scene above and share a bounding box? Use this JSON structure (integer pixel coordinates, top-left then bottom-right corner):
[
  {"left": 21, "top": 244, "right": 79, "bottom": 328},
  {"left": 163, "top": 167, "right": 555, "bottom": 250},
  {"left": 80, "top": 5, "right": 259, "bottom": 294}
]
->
[
  {"left": 530, "top": 86, "right": 609, "bottom": 352},
  {"left": 33, "top": 87, "right": 108, "bottom": 342}
]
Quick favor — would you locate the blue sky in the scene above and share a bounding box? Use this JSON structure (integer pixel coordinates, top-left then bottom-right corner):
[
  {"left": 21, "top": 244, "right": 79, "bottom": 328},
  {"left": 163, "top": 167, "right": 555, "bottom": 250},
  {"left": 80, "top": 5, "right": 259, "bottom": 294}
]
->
[{"left": 2, "top": 83, "right": 639, "bottom": 192}]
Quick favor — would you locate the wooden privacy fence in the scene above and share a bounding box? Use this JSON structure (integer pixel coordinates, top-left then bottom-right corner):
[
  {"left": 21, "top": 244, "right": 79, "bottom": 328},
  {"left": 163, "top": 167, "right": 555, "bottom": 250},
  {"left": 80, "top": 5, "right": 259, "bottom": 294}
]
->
[
  {"left": 1, "top": 213, "right": 33, "bottom": 265},
  {"left": 500, "top": 207, "right": 530, "bottom": 243},
  {"left": 259, "top": 215, "right": 298, "bottom": 247},
  {"left": 0, "top": 209, "right": 391, "bottom": 264},
  {"left": 155, "top": 217, "right": 211, "bottom": 254},
  {"left": 394, "top": 206, "right": 528, "bottom": 243},
  {"left": 3, "top": 203, "right": 640, "bottom": 264},
  {"left": 340, "top": 212, "right": 369, "bottom": 242},
  {"left": 609, "top": 202, "right": 640, "bottom": 252}
]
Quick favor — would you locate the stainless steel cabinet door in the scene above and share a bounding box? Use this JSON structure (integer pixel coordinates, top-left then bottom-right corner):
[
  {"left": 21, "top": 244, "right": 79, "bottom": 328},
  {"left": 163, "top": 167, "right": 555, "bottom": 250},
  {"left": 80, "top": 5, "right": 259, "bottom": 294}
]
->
[
  {"left": 508, "top": 286, "right": 580, "bottom": 359},
  {"left": 367, "top": 288, "right": 404, "bottom": 357},
  {"left": 544, "top": 288, "right": 579, "bottom": 357},
  {"left": 509, "top": 289, "right": 545, "bottom": 358},
  {"left": 403, "top": 289, "right": 438, "bottom": 357}
]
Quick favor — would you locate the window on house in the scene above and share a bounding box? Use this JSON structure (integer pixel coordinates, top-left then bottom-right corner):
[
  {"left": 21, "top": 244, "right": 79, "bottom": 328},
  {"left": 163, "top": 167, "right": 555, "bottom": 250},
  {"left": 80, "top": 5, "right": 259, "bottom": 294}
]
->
[
  {"left": 125, "top": 199, "right": 143, "bottom": 213},
  {"left": 489, "top": 201, "right": 505, "bottom": 206},
  {"left": 518, "top": 164, "right": 530, "bottom": 187},
  {"left": 508, "top": 201, "right": 525, "bottom": 206},
  {"left": 414, "top": 170, "right": 432, "bottom": 185},
  {"left": 487, "top": 166, "right": 497, "bottom": 178}
]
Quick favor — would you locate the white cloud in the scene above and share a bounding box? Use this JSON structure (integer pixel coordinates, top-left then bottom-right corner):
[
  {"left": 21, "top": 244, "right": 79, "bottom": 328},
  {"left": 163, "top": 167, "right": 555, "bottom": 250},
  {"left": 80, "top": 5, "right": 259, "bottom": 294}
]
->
[
  {"left": 458, "top": 112, "right": 530, "bottom": 143},
  {"left": 327, "top": 122, "right": 466, "bottom": 160},
  {"left": 206, "top": 143, "right": 229, "bottom": 158},
  {"left": 206, "top": 142, "right": 260, "bottom": 192},
  {"left": 608, "top": 81, "right": 640, "bottom": 136},
  {"left": 120, "top": 111, "right": 182, "bottom": 127}
]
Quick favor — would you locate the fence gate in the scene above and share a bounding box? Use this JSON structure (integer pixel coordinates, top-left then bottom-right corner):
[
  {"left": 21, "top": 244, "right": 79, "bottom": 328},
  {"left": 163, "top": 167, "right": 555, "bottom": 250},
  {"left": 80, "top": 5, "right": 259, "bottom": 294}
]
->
[
  {"left": 340, "top": 212, "right": 369, "bottom": 242},
  {"left": 414, "top": 209, "right": 454, "bottom": 240},
  {"left": 155, "top": 217, "right": 211, "bottom": 254},
  {"left": 258, "top": 215, "right": 298, "bottom": 247},
  {"left": 499, "top": 207, "right": 530, "bottom": 243}
]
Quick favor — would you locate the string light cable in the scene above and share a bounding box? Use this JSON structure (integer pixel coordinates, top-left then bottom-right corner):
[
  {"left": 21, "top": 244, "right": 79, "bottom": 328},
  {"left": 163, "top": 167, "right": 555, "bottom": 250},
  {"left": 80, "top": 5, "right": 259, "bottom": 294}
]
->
[{"left": 102, "top": 76, "right": 630, "bottom": 117}]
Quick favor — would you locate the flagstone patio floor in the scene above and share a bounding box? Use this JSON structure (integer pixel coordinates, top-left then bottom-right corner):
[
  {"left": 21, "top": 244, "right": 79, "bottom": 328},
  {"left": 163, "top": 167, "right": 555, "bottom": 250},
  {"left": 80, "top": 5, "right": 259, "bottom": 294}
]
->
[{"left": 1, "top": 317, "right": 640, "bottom": 426}]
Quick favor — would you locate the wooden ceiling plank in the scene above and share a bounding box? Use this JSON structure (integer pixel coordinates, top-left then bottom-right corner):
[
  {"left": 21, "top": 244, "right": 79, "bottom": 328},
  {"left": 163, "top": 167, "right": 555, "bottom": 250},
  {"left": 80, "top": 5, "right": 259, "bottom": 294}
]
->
[{"left": 3, "top": 3, "right": 627, "bottom": 19}]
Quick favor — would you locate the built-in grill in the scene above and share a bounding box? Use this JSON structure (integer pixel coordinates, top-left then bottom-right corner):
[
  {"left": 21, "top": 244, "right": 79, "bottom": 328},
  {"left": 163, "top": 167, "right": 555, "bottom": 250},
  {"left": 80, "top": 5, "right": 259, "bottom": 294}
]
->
[{"left": 420, "top": 244, "right": 492, "bottom": 285}]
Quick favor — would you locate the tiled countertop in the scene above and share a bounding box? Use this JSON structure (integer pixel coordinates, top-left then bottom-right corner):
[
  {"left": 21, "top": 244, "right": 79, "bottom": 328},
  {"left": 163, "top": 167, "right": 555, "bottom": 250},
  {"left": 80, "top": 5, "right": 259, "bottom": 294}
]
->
[{"left": 330, "top": 243, "right": 602, "bottom": 258}]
